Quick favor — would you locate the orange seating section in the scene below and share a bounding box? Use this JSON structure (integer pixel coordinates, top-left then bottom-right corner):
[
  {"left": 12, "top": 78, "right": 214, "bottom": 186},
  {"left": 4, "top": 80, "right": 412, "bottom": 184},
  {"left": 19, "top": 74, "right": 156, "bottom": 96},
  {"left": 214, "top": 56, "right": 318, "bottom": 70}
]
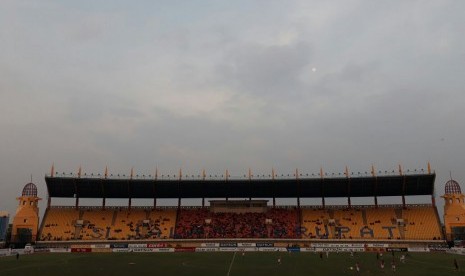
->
[
  {"left": 301, "top": 206, "right": 441, "bottom": 240},
  {"left": 40, "top": 207, "right": 177, "bottom": 241},
  {"left": 402, "top": 206, "right": 443, "bottom": 240},
  {"left": 301, "top": 209, "right": 330, "bottom": 238},
  {"left": 333, "top": 209, "right": 364, "bottom": 239},
  {"left": 39, "top": 205, "right": 443, "bottom": 241},
  {"left": 147, "top": 209, "right": 176, "bottom": 239},
  {"left": 40, "top": 208, "right": 79, "bottom": 241},
  {"left": 80, "top": 209, "right": 114, "bottom": 240},
  {"left": 365, "top": 208, "right": 400, "bottom": 239},
  {"left": 110, "top": 209, "right": 148, "bottom": 240}
]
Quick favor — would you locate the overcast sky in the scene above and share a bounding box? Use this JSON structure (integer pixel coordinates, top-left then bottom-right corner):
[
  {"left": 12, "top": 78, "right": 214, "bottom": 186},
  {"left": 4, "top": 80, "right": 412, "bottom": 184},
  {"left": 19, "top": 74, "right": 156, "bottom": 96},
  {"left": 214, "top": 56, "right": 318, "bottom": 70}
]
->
[{"left": 1, "top": 1, "right": 464, "bottom": 219}]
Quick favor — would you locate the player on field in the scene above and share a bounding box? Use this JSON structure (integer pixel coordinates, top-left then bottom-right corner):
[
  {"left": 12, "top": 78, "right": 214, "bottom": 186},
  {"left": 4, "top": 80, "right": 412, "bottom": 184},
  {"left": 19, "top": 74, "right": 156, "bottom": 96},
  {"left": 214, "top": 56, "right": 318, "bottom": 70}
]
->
[{"left": 400, "top": 254, "right": 405, "bottom": 264}]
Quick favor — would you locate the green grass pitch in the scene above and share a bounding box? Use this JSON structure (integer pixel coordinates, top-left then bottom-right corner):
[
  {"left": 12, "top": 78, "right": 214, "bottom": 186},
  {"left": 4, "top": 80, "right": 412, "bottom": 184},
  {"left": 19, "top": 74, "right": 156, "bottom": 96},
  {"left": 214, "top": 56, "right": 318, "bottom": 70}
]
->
[{"left": 1, "top": 252, "right": 465, "bottom": 276}]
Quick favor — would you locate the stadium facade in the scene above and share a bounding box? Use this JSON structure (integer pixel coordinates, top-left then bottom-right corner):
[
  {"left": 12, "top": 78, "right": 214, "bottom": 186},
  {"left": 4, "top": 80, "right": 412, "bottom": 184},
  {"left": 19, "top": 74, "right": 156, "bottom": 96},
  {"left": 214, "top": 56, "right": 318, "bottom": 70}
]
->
[
  {"left": 10, "top": 183, "right": 41, "bottom": 246},
  {"left": 8, "top": 164, "right": 464, "bottom": 252},
  {"left": 443, "top": 180, "right": 465, "bottom": 241}
]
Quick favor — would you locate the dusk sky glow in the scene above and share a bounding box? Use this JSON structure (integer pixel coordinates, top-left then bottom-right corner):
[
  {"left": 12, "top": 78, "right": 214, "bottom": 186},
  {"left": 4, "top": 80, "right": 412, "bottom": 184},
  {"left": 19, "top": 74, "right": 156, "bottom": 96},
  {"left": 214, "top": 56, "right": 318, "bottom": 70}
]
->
[{"left": 1, "top": 1, "right": 464, "bottom": 219}]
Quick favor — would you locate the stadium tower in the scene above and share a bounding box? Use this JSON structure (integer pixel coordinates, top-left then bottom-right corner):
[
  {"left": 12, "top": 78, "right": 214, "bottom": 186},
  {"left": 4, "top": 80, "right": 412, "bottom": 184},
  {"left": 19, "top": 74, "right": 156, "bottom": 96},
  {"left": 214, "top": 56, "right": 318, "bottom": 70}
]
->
[
  {"left": 442, "top": 179, "right": 465, "bottom": 241},
  {"left": 11, "top": 182, "right": 41, "bottom": 245}
]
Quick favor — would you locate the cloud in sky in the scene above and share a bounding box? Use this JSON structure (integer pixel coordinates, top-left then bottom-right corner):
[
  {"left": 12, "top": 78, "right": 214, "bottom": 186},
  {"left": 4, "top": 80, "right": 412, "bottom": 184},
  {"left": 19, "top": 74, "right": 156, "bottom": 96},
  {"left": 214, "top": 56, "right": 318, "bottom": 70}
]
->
[{"left": 1, "top": 0, "right": 465, "bottom": 218}]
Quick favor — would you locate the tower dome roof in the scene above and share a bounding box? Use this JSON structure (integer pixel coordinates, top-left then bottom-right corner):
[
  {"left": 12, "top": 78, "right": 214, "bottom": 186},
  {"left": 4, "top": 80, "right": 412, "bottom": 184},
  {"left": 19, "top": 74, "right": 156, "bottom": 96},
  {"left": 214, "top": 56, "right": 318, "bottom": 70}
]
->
[
  {"left": 22, "top": 182, "right": 38, "bottom": 197},
  {"left": 445, "top": 179, "right": 462, "bottom": 194}
]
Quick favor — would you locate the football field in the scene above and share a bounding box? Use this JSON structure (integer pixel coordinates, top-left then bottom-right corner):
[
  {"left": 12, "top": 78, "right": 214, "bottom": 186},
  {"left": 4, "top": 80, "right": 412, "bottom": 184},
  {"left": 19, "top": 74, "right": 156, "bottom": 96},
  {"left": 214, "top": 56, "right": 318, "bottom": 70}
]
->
[{"left": 1, "top": 252, "right": 464, "bottom": 276}]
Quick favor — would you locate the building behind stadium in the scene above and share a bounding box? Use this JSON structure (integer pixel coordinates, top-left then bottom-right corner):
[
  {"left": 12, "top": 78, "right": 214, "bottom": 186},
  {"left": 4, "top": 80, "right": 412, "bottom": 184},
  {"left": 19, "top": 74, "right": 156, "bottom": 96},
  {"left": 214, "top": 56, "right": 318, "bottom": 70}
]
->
[{"left": 0, "top": 211, "right": 9, "bottom": 243}]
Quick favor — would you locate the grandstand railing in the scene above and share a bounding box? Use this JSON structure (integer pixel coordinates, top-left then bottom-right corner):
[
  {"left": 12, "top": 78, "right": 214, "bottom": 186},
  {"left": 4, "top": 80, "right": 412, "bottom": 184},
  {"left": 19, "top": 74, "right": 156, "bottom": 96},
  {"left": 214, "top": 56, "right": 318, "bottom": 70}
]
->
[
  {"left": 36, "top": 237, "right": 447, "bottom": 245},
  {"left": 48, "top": 205, "right": 181, "bottom": 210},
  {"left": 46, "top": 170, "right": 433, "bottom": 180},
  {"left": 47, "top": 203, "right": 434, "bottom": 210}
]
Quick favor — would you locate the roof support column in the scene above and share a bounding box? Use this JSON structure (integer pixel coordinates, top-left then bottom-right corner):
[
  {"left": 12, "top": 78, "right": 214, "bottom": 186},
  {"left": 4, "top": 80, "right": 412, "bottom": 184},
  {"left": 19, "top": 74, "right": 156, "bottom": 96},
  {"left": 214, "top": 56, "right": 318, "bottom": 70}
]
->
[
  {"left": 272, "top": 168, "right": 276, "bottom": 208},
  {"left": 202, "top": 169, "right": 206, "bottom": 208},
  {"left": 400, "top": 165, "right": 406, "bottom": 208},
  {"left": 102, "top": 174, "right": 106, "bottom": 211},
  {"left": 296, "top": 168, "right": 301, "bottom": 210},
  {"left": 47, "top": 196, "right": 51, "bottom": 208},
  {"left": 401, "top": 173, "right": 406, "bottom": 209},
  {"left": 226, "top": 169, "right": 229, "bottom": 201},
  {"left": 347, "top": 182, "right": 351, "bottom": 208},
  {"left": 127, "top": 178, "right": 131, "bottom": 211},
  {"left": 248, "top": 168, "right": 252, "bottom": 201},
  {"left": 320, "top": 167, "right": 325, "bottom": 210},
  {"left": 152, "top": 173, "right": 157, "bottom": 210},
  {"left": 371, "top": 165, "right": 378, "bottom": 208},
  {"left": 177, "top": 198, "right": 181, "bottom": 209},
  {"left": 346, "top": 166, "right": 351, "bottom": 208},
  {"left": 73, "top": 178, "right": 79, "bottom": 211}
]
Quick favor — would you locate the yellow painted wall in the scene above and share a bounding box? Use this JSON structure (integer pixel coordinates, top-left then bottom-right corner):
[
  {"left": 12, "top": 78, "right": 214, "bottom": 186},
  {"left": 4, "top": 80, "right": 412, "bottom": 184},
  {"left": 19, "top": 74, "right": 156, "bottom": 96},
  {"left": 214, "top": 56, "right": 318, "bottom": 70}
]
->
[
  {"left": 11, "top": 196, "right": 41, "bottom": 242},
  {"left": 443, "top": 193, "right": 465, "bottom": 240}
]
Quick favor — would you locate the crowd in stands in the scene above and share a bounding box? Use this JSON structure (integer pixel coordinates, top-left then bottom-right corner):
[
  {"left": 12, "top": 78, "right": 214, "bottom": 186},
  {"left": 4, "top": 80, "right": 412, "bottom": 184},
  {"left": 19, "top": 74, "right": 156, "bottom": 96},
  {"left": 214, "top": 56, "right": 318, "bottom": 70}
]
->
[{"left": 174, "top": 208, "right": 299, "bottom": 239}]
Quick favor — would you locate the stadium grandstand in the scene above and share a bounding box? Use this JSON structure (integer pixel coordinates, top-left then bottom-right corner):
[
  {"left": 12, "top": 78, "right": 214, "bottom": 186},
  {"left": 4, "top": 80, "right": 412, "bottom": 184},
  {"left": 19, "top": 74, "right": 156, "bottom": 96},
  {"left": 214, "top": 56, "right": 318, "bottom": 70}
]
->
[{"left": 9, "top": 163, "right": 461, "bottom": 252}]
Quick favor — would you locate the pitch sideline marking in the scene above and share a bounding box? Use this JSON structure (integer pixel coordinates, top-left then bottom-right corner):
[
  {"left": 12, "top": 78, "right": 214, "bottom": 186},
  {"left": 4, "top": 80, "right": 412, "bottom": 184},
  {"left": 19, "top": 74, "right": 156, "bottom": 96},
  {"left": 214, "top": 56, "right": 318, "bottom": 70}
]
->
[{"left": 226, "top": 251, "right": 237, "bottom": 276}]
